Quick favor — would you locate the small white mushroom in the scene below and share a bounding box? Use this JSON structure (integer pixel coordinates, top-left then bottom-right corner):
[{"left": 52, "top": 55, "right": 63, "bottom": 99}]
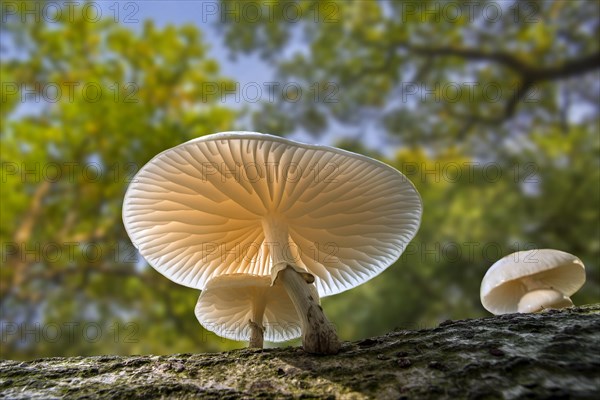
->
[
  {"left": 123, "top": 132, "right": 422, "bottom": 354},
  {"left": 195, "top": 274, "right": 315, "bottom": 348},
  {"left": 480, "top": 249, "right": 586, "bottom": 315}
]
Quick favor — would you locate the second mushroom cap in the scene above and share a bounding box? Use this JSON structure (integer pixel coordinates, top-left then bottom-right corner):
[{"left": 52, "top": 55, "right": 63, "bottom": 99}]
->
[
  {"left": 195, "top": 274, "right": 310, "bottom": 344},
  {"left": 480, "top": 249, "right": 586, "bottom": 315}
]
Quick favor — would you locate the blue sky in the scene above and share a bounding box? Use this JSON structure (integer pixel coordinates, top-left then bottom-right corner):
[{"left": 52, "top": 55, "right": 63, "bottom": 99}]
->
[
  {"left": 0, "top": 0, "right": 398, "bottom": 151},
  {"left": 134, "top": 1, "right": 274, "bottom": 86},
  {"left": 133, "top": 1, "right": 370, "bottom": 147}
]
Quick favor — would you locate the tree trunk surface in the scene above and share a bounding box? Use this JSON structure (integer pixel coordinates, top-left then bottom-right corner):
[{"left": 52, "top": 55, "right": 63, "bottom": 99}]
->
[{"left": 1, "top": 305, "right": 599, "bottom": 399}]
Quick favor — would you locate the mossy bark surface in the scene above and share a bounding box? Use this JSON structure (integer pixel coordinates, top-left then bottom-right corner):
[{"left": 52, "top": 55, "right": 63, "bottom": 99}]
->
[{"left": 1, "top": 305, "right": 599, "bottom": 399}]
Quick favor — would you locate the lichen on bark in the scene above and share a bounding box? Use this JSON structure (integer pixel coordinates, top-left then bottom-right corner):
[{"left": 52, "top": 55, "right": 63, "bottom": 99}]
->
[{"left": 1, "top": 305, "right": 599, "bottom": 399}]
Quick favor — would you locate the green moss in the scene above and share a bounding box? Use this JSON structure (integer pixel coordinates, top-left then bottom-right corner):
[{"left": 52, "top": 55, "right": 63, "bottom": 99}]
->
[{"left": 1, "top": 305, "right": 599, "bottom": 399}]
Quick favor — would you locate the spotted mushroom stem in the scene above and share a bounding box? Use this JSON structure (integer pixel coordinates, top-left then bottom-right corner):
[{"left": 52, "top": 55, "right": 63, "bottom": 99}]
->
[
  {"left": 248, "top": 320, "right": 264, "bottom": 348},
  {"left": 278, "top": 266, "right": 341, "bottom": 354},
  {"left": 262, "top": 215, "right": 341, "bottom": 355},
  {"left": 248, "top": 295, "right": 266, "bottom": 348},
  {"left": 517, "top": 289, "right": 573, "bottom": 313}
]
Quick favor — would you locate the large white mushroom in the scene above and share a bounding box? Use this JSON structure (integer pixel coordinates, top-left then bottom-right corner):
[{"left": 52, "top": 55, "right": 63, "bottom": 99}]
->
[
  {"left": 123, "top": 132, "right": 422, "bottom": 354},
  {"left": 480, "top": 249, "right": 586, "bottom": 315}
]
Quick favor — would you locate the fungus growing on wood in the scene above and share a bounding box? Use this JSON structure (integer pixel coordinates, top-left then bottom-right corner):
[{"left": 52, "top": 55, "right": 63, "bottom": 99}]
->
[
  {"left": 481, "top": 249, "right": 586, "bottom": 315},
  {"left": 195, "top": 274, "right": 316, "bottom": 348},
  {"left": 123, "top": 132, "right": 422, "bottom": 354}
]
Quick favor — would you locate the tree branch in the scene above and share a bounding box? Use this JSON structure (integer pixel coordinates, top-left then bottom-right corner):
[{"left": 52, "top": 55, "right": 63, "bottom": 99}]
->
[
  {"left": 397, "top": 43, "right": 600, "bottom": 82},
  {"left": 1, "top": 305, "right": 598, "bottom": 398},
  {"left": 395, "top": 42, "right": 600, "bottom": 124}
]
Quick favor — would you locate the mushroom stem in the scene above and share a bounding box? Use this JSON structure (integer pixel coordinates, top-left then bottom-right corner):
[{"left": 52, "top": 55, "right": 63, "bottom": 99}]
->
[
  {"left": 518, "top": 289, "right": 573, "bottom": 313},
  {"left": 262, "top": 215, "right": 340, "bottom": 354},
  {"left": 248, "top": 320, "right": 264, "bottom": 348},
  {"left": 248, "top": 294, "right": 266, "bottom": 348},
  {"left": 277, "top": 266, "right": 340, "bottom": 354}
]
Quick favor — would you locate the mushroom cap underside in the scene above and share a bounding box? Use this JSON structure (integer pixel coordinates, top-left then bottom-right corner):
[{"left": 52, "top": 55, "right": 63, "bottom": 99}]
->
[
  {"left": 123, "top": 132, "right": 422, "bottom": 296},
  {"left": 195, "top": 274, "right": 315, "bottom": 342}
]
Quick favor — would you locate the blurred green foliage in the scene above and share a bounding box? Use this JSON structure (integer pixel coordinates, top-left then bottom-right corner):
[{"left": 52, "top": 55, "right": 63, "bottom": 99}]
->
[
  {"left": 1, "top": 2, "right": 238, "bottom": 359},
  {"left": 1, "top": 1, "right": 599, "bottom": 360},
  {"left": 223, "top": 0, "right": 599, "bottom": 149}
]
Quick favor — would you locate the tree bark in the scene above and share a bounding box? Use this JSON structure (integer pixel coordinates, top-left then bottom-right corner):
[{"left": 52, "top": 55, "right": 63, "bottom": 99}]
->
[{"left": 1, "top": 305, "right": 599, "bottom": 399}]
